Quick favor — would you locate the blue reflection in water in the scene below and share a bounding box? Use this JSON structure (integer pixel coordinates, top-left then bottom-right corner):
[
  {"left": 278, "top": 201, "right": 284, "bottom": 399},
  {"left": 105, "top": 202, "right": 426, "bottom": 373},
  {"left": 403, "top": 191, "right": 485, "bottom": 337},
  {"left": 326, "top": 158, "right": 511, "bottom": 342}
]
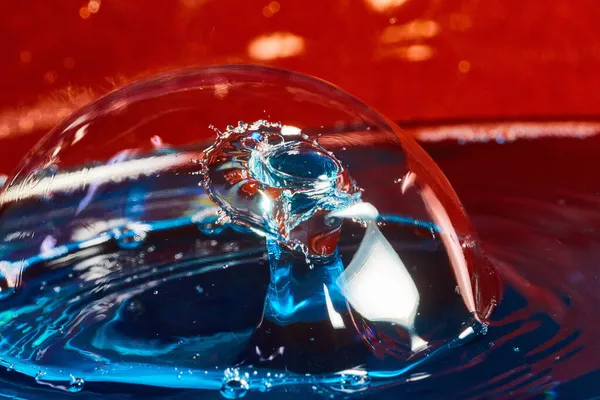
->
[{"left": 0, "top": 122, "right": 489, "bottom": 399}]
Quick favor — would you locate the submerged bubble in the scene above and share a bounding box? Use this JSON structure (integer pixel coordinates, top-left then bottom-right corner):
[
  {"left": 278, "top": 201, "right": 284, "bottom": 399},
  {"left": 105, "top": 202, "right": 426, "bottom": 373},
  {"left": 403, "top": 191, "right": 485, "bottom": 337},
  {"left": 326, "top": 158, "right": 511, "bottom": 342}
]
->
[{"left": 0, "top": 65, "right": 500, "bottom": 398}]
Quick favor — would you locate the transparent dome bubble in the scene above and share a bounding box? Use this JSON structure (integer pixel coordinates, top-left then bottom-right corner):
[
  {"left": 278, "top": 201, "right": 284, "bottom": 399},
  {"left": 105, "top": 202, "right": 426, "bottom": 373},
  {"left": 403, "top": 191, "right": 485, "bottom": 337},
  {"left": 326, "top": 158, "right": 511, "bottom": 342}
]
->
[{"left": 0, "top": 65, "right": 500, "bottom": 398}]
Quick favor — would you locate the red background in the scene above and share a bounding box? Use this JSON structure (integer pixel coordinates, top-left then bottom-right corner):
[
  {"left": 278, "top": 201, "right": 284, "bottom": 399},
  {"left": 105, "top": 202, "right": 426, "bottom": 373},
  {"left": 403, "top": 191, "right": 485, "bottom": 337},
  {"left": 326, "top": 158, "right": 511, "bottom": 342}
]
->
[
  {"left": 1, "top": 1, "right": 600, "bottom": 394},
  {"left": 2, "top": 0, "right": 600, "bottom": 173}
]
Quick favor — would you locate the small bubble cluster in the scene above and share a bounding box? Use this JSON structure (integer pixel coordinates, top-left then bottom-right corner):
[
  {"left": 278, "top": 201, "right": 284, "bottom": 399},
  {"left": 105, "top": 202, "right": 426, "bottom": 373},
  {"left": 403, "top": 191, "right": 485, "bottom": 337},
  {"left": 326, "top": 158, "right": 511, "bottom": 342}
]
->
[{"left": 220, "top": 368, "right": 250, "bottom": 399}]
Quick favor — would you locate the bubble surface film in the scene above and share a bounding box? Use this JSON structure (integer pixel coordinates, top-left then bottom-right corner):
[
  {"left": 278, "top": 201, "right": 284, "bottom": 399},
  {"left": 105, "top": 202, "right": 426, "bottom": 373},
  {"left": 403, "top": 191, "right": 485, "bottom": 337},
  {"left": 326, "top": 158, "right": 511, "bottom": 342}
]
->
[{"left": 0, "top": 65, "right": 499, "bottom": 398}]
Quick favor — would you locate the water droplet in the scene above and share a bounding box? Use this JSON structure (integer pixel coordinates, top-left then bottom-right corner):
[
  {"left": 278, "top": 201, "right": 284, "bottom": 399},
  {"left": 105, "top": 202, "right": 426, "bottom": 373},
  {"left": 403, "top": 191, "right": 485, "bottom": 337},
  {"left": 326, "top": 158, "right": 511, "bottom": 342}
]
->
[
  {"left": 340, "top": 371, "right": 371, "bottom": 390},
  {"left": 195, "top": 285, "right": 204, "bottom": 294},
  {"left": 220, "top": 377, "right": 249, "bottom": 399},
  {"left": 513, "top": 346, "right": 520, "bottom": 352},
  {"left": 69, "top": 376, "right": 85, "bottom": 393}
]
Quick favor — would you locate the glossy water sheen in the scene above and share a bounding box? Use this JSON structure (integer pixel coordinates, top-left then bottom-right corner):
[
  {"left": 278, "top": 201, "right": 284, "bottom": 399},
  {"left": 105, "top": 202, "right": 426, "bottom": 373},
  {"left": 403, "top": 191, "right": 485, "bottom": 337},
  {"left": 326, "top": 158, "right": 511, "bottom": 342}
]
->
[
  {"left": 0, "top": 65, "right": 510, "bottom": 399},
  {"left": 2, "top": 122, "right": 598, "bottom": 399}
]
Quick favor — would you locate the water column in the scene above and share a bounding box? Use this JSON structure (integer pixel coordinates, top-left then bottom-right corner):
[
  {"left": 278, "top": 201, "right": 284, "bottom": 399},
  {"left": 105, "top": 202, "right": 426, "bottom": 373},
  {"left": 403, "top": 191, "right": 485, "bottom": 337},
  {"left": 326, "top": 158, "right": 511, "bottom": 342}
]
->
[
  {"left": 202, "top": 121, "right": 426, "bottom": 375},
  {"left": 202, "top": 121, "right": 371, "bottom": 370}
]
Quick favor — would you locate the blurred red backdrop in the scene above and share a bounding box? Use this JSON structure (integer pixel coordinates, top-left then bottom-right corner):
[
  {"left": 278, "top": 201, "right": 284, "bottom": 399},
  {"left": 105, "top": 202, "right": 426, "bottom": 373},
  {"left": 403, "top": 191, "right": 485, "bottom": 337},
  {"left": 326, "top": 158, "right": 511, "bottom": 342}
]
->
[
  {"left": 2, "top": 2, "right": 600, "bottom": 394},
  {"left": 1, "top": 0, "right": 600, "bottom": 174}
]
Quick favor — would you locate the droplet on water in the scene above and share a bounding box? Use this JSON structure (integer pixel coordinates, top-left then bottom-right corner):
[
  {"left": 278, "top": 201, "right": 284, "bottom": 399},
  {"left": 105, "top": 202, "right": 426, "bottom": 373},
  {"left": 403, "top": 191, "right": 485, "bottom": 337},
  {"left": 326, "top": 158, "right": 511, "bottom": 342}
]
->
[
  {"left": 69, "top": 377, "right": 85, "bottom": 393},
  {"left": 340, "top": 371, "right": 371, "bottom": 390},
  {"left": 220, "top": 377, "right": 250, "bottom": 399}
]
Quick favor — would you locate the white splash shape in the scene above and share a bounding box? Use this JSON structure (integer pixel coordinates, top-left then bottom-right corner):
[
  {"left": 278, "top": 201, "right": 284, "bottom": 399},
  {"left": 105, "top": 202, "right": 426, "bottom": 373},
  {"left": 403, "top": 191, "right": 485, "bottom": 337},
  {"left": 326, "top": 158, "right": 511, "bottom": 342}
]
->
[{"left": 333, "top": 202, "right": 427, "bottom": 352}]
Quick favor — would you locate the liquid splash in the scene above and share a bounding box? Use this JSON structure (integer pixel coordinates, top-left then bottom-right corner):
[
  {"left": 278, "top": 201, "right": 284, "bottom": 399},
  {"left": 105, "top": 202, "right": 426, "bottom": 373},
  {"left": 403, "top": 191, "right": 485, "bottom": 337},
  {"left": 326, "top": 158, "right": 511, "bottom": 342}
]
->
[{"left": 0, "top": 65, "right": 505, "bottom": 399}]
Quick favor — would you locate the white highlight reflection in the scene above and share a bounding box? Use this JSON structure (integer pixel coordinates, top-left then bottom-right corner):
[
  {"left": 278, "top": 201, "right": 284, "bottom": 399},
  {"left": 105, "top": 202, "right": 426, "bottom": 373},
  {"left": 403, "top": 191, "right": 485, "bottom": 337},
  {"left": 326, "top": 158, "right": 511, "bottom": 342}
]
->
[
  {"left": 334, "top": 203, "right": 426, "bottom": 350},
  {"left": 420, "top": 186, "right": 477, "bottom": 317},
  {"left": 0, "top": 152, "right": 198, "bottom": 204},
  {"left": 323, "top": 284, "right": 345, "bottom": 329},
  {"left": 280, "top": 125, "right": 302, "bottom": 136},
  {"left": 248, "top": 33, "right": 305, "bottom": 61}
]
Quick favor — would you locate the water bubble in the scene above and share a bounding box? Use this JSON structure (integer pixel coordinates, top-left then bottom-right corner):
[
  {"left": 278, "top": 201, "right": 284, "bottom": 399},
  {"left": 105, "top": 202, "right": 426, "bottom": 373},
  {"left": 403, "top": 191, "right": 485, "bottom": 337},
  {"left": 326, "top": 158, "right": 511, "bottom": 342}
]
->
[
  {"left": 69, "top": 377, "right": 85, "bottom": 393},
  {"left": 340, "top": 371, "right": 371, "bottom": 390},
  {"left": 0, "top": 65, "right": 500, "bottom": 398},
  {"left": 220, "top": 378, "right": 249, "bottom": 399},
  {"left": 228, "top": 380, "right": 250, "bottom": 397}
]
